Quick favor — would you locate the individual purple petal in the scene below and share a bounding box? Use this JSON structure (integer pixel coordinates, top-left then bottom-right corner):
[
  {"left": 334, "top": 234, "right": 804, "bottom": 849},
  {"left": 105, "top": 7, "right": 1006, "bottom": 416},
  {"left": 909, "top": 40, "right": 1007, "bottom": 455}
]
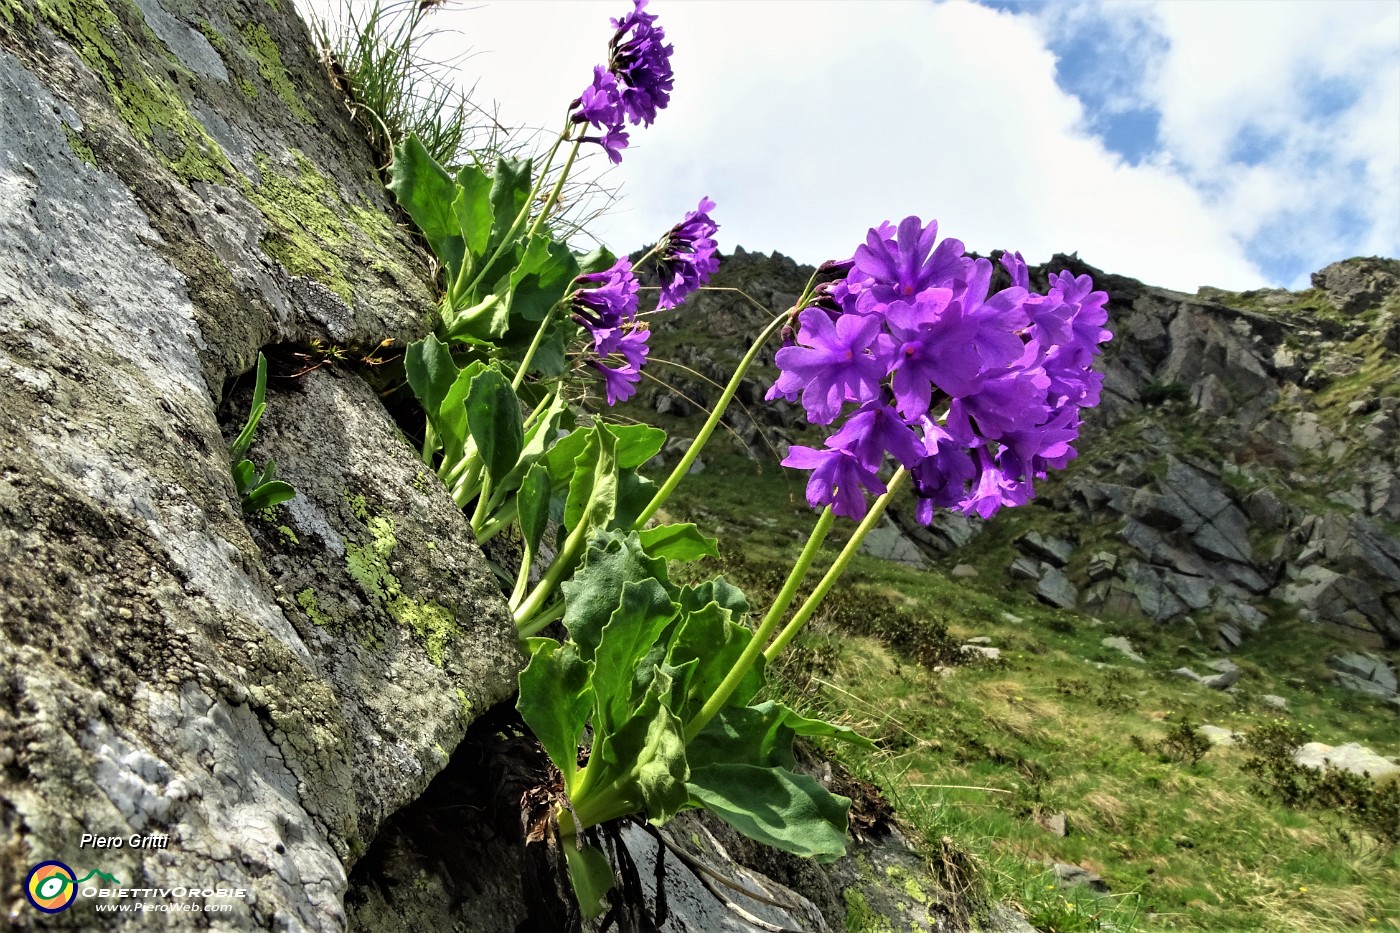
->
[
  {"left": 852, "top": 216, "right": 972, "bottom": 303},
  {"left": 772, "top": 307, "right": 893, "bottom": 425},
  {"left": 781, "top": 445, "right": 886, "bottom": 520},
  {"left": 826, "top": 402, "right": 926, "bottom": 470},
  {"left": 1000, "top": 250, "right": 1029, "bottom": 290},
  {"left": 883, "top": 291, "right": 984, "bottom": 417}
]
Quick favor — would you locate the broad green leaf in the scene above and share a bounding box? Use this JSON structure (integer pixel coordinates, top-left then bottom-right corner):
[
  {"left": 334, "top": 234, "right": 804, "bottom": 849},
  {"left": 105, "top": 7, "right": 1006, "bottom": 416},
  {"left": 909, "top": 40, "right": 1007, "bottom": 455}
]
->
[
  {"left": 592, "top": 580, "right": 678, "bottom": 732},
  {"left": 232, "top": 459, "right": 255, "bottom": 493},
  {"left": 637, "top": 524, "right": 719, "bottom": 563},
  {"left": 404, "top": 336, "right": 481, "bottom": 467},
  {"left": 602, "top": 424, "right": 667, "bottom": 470},
  {"left": 689, "top": 703, "right": 872, "bottom": 776},
  {"left": 589, "top": 666, "right": 690, "bottom": 826},
  {"left": 666, "top": 603, "right": 761, "bottom": 718},
  {"left": 506, "top": 234, "right": 580, "bottom": 323},
  {"left": 544, "top": 427, "right": 591, "bottom": 487},
  {"left": 611, "top": 469, "right": 657, "bottom": 532},
  {"left": 676, "top": 576, "right": 749, "bottom": 619},
  {"left": 245, "top": 481, "right": 296, "bottom": 512},
  {"left": 388, "top": 135, "right": 466, "bottom": 279},
  {"left": 687, "top": 764, "right": 850, "bottom": 861},
  {"left": 576, "top": 245, "right": 617, "bottom": 276},
  {"left": 564, "top": 427, "right": 622, "bottom": 534},
  {"left": 563, "top": 842, "right": 614, "bottom": 921},
  {"left": 451, "top": 163, "right": 493, "bottom": 261},
  {"left": 561, "top": 530, "right": 670, "bottom": 662},
  {"left": 487, "top": 156, "right": 532, "bottom": 250},
  {"left": 516, "top": 463, "right": 552, "bottom": 558},
  {"left": 517, "top": 638, "right": 593, "bottom": 790},
  {"left": 465, "top": 368, "right": 524, "bottom": 487}
]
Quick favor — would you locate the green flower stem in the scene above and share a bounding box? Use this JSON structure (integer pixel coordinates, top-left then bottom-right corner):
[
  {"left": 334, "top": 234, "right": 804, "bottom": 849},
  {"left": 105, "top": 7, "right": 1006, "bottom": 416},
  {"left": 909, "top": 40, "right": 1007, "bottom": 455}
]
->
[
  {"left": 684, "top": 506, "right": 836, "bottom": 742},
  {"left": 450, "top": 459, "right": 483, "bottom": 509},
  {"left": 634, "top": 312, "right": 788, "bottom": 527},
  {"left": 469, "top": 471, "right": 494, "bottom": 532},
  {"left": 509, "top": 536, "right": 536, "bottom": 610},
  {"left": 513, "top": 499, "right": 593, "bottom": 623},
  {"left": 512, "top": 303, "right": 559, "bottom": 390},
  {"left": 476, "top": 497, "right": 517, "bottom": 544},
  {"left": 526, "top": 138, "right": 582, "bottom": 240},
  {"left": 516, "top": 597, "right": 565, "bottom": 638},
  {"left": 421, "top": 422, "right": 438, "bottom": 466},
  {"left": 763, "top": 467, "right": 910, "bottom": 663}
]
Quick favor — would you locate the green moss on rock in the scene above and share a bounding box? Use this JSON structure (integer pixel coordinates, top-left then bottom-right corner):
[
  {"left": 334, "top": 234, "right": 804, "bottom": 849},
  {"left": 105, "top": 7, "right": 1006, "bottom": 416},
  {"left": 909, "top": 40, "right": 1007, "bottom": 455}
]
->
[
  {"left": 237, "top": 22, "right": 311, "bottom": 122},
  {"left": 63, "top": 124, "right": 97, "bottom": 166}
]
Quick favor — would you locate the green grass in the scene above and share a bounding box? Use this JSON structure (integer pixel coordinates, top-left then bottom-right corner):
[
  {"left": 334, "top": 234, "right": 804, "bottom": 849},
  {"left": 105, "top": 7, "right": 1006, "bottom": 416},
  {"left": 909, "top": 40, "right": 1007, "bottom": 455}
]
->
[{"left": 657, "top": 450, "right": 1400, "bottom": 933}]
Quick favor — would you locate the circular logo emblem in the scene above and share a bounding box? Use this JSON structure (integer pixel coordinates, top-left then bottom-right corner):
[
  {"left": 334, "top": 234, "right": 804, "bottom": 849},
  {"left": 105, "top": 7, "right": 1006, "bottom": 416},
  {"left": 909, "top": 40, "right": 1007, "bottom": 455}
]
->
[{"left": 25, "top": 861, "right": 78, "bottom": 913}]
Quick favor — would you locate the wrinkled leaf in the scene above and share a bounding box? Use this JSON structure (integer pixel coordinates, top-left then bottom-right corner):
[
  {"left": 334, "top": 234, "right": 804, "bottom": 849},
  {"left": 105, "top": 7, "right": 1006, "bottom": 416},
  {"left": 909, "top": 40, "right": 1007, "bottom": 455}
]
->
[
  {"left": 507, "top": 234, "right": 580, "bottom": 323},
  {"left": 388, "top": 135, "right": 465, "bottom": 280},
  {"left": 666, "top": 604, "right": 761, "bottom": 718},
  {"left": 611, "top": 469, "right": 657, "bottom": 532},
  {"left": 592, "top": 579, "right": 677, "bottom": 732},
  {"left": 487, "top": 156, "right": 532, "bottom": 250},
  {"left": 517, "top": 638, "right": 593, "bottom": 790},
  {"left": 590, "top": 666, "right": 690, "bottom": 826},
  {"left": 561, "top": 530, "right": 671, "bottom": 662},
  {"left": 451, "top": 163, "right": 494, "bottom": 262}
]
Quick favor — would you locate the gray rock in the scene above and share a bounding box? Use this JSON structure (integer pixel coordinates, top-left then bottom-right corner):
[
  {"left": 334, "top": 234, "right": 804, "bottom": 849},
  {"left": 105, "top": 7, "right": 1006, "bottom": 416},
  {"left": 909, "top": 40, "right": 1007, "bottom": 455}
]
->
[
  {"left": 1293, "top": 742, "right": 1400, "bottom": 778},
  {"left": 963, "top": 645, "right": 1002, "bottom": 661},
  {"left": 1328, "top": 652, "right": 1398, "bottom": 693},
  {"left": 1205, "top": 659, "right": 1240, "bottom": 675},
  {"left": 1101, "top": 637, "right": 1145, "bottom": 663},
  {"left": 1039, "top": 812, "right": 1068, "bottom": 837},
  {"left": 1019, "top": 531, "right": 1074, "bottom": 567},
  {"left": 1172, "top": 667, "right": 1204, "bottom": 683},
  {"left": 1010, "top": 556, "right": 1042, "bottom": 581},
  {"left": 1051, "top": 863, "right": 1109, "bottom": 893},
  {"left": 1311, "top": 257, "right": 1400, "bottom": 315},
  {"left": 951, "top": 563, "right": 980, "bottom": 578},
  {"left": 1198, "top": 725, "right": 1240, "bottom": 746},
  {"left": 859, "top": 518, "right": 928, "bottom": 568},
  {"left": 1036, "top": 567, "right": 1079, "bottom": 609},
  {"left": 966, "top": 636, "right": 994, "bottom": 645},
  {"left": 1262, "top": 694, "right": 1289, "bottom": 709},
  {"left": 1202, "top": 669, "right": 1240, "bottom": 690},
  {"left": 1087, "top": 551, "right": 1118, "bottom": 580}
]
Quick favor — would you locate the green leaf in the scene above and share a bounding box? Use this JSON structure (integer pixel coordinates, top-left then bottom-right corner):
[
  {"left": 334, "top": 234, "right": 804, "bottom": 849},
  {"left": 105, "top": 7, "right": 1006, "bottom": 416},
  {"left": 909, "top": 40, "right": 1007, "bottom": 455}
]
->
[
  {"left": 516, "top": 463, "right": 552, "bottom": 559},
  {"left": 637, "top": 524, "right": 719, "bottom": 563},
  {"left": 611, "top": 469, "right": 657, "bottom": 533},
  {"left": 561, "top": 530, "right": 671, "bottom": 662},
  {"left": 404, "top": 336, "right": 481, "bottom": 467},
  {"left": 506, "top": 234, "right": 580, "bottom": 323},
  {"left": 563, "top": 427, "right": 622, "bottom": 534},
  {"left": 602, "top": 424, "right": 667, "bottom": 470},
  {"left": 589, "top": 666, "right": 690, "bottom": 826},
  {"left": 244, "top": 481, "right": 296, "bottom": 512},
  {"left": 466, "top": 367, "right": 524, "bottom": 487},
  {"left": 388, "top": 135, "right": 466, "bottom": 280},
  {"left": 451, "top": 163, "right": 493, "bottom": 261},
  {"left": 576, "top": 245, "right": 617, "bottom": 276},
  {"left": 544, "top": 427, "right": 591, "bottom": 487},
  {"left": 686, "top": 764, "right": 850, "bottom": 861},
  {"left": 231, "top": 459, "right": 256, "bottom": 494},
  {"left": 563, "top": 842, "right": 614, "bottom": 921},
  {"left": 517, "top": 638, "right": 593, "bottom": 791},
  {"left": 592, "top": 580, "right": 678, "bottom": 732},
  {"left": 666, "top": 603, "right": 761, "bottom": 719},
  {"left": 676, "top": 576, "right": 749, "bottom": 619},
  {"left": 487, "top": 156, "right": 532, "bottom": 250}
]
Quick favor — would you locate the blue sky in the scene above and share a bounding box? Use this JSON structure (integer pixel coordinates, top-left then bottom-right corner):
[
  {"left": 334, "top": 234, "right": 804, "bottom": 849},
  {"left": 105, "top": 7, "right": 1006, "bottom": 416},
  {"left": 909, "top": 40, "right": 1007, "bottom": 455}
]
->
[{"left": 302, "top": 0, "right": 1400, "bottom": 293}]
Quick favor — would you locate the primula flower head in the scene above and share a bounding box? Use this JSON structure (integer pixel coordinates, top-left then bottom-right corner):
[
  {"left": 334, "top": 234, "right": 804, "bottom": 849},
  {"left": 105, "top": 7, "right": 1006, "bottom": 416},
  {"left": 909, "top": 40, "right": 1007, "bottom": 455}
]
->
[
  {"left": 772, "top": 219, "right": 1112, "bottom": 522},
  {"left": 571, "top": 0, "right": 675, "bottom": 164},
  {"left": 654, "top": 197, "right": 720, "bottom": 310}
]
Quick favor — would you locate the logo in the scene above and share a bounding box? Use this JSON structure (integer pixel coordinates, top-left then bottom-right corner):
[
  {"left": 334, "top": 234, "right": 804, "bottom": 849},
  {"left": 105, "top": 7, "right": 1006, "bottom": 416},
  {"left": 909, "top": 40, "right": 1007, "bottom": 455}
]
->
[
  {"left": 24, "top": 861, "right": 122, "bottom": 914},
  {"left": 25, "top": 861, "right": 77, "bottom": 914}
]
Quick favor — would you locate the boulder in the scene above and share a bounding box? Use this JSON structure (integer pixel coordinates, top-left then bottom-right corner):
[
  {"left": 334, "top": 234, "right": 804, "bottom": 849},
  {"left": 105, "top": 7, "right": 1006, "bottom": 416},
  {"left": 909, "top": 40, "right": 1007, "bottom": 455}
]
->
[
  {"left": 1036, "top": 567, "right": 1079, "bottom": 610},
  {"left": 1101, "top": 637, "right": 1145, "bottom": 664},
  {"left": 1018, "top": 531, "right": 1074, "bottom": 567},
  {"left": 1311, "top": 257, "right": 1400, "bottom": 315},
  {"left": 1293, "top": 743, "right": 1400, "bottom": 778}
]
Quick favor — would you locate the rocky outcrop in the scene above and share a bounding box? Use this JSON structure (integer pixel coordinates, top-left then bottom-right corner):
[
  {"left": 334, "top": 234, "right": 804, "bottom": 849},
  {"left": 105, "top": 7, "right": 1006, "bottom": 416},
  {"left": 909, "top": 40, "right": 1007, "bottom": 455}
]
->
[
  {"left": 629, "top": 248, "right": 1400, "bottom": 653},
  {"left": 0, "top": 0, "right": 519, "bottom": 927}
]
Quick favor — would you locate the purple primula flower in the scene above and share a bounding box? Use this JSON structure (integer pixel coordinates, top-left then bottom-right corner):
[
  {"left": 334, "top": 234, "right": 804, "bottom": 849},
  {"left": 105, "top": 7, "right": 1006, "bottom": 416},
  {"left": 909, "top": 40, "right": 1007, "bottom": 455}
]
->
[
  {"left": 781, "top": 445, "right": 887, "bottom": 520},
  {"left": 883, "top": 291, "right": 984, "bottom": 418},
  {"left": 769, "top": 307, "right": 893, "bottom": 425},
  {"left": 826, "top": 402, "right": 927, "bottom": 471},
  {"left": 587, "top": 324, "right": 649, "bottom": 406},
  {"left": 853, "top": 216, "right": 972, "bottom": 304},
  {"left": 572, "top": 258, "right": 639, "bottom": 354},
  {"left": 572, "top": 66, "right": 623, "bottom": 128},
  {"left": 608, "top": 0, "right": 674, "bottom": 127},
  {"left": 654, "top": 197, "right": 720, "bottom": 310},
  {"left": 770, "top": 217, "right": 1111, "bottom": 525}
]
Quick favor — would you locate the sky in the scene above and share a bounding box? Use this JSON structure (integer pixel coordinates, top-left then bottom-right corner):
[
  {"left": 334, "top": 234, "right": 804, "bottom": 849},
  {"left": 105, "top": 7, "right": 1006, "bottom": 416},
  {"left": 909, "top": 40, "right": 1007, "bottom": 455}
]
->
[{"left": 303, "top": 0, "right": 1400, "bottom": 294}]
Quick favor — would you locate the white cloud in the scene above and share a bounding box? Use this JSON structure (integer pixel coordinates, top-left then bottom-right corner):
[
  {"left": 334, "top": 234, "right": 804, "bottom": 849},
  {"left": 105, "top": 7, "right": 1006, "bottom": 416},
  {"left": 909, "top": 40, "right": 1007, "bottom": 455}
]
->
[{"left": 299, "top": 0, "right": 1396, "bottom": 292}]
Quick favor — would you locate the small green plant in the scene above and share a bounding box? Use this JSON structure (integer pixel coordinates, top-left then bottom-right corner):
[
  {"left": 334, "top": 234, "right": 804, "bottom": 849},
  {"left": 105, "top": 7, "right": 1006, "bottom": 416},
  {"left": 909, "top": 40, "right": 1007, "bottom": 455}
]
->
[
  {"left": 229, "top": 353, "right": 296, "bottom": 513},
  {"left": 1140, "top": 379, "right": 1190, "bottom": 406},
  {"left": 1156, "top": 716, "right": 1212, "bottom": 765}
]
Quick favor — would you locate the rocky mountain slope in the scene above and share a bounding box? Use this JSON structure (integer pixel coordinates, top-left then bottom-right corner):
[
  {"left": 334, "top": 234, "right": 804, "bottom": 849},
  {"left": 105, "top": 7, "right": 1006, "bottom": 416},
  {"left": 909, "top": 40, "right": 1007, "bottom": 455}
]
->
[{"left": 626, "top": 249, "right": 1400, "bottom": 697}]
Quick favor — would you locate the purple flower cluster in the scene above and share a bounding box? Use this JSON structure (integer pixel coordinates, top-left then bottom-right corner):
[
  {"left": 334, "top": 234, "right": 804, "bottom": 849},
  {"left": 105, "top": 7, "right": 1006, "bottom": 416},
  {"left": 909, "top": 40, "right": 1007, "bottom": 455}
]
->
[
  {"left": 653, "top": 197, "right": 720, "bottom": 310},
  {"left": 768, "top": 217, "right": 1111, "bottom": 522},
  {"left": 572, "top": 258, "right": 649, "bottom": 406},
  {"left": 571, "top": 0, "right": 674, "bottom": 164}
]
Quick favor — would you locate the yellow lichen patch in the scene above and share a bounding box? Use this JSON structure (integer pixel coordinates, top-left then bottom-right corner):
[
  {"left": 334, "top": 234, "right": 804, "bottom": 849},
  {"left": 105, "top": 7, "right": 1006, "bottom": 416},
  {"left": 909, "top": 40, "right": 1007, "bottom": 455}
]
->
[
  {"left": 35, "top": 0, "right": 230, "bottom": 183},
  {"left": 236, "top": 23, "right": 311, "bottom": 122},
  {"left": 342, "top": 498, "right": 463, "bottom": 667}
]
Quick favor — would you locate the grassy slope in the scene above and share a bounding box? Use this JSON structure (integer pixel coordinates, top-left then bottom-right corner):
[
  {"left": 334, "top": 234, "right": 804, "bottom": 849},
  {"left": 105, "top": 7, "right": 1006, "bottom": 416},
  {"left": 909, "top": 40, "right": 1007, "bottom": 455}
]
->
[{"left": 654, "top": 445, "right": 1399, "bottom": 933}]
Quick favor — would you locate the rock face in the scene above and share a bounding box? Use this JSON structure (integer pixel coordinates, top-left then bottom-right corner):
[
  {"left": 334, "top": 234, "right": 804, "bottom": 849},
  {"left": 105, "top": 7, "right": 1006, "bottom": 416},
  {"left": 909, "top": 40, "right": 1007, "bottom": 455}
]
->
[
  {"left": 0, "top": 0, "right": 519, "bottom": 928},
  {"left": 632, "top": 248, "right": 1400, "bottom": 653}
]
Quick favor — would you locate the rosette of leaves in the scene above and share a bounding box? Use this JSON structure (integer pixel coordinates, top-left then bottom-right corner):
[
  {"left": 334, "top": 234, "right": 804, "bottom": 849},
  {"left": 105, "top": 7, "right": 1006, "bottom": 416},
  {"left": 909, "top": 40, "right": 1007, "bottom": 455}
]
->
[
  {"left": 229, "top": 353, "right": 296, "bottom": 513},
  {"left": 517, "top": 530, "right": 870, "bottom": 917}
]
